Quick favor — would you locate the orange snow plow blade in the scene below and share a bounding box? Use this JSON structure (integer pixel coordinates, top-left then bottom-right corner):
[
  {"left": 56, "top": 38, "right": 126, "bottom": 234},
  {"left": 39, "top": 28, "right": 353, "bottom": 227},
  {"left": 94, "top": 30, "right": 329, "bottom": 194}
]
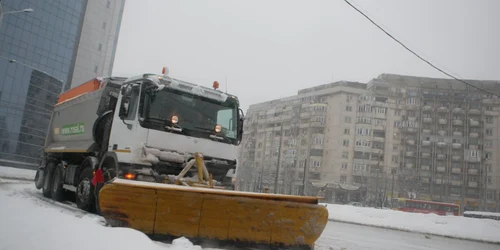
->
[{"left": 99, "top": 178, "right": 329, "bottom": 249}]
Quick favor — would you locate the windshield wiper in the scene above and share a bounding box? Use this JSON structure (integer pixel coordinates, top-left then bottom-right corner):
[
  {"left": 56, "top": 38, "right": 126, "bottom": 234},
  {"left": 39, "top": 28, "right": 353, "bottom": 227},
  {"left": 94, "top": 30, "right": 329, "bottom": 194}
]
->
[
  {"left": 191, "top": 126, "right": 233, "bottom": 143},
  {"left": 142, "top": 117, "right": 189, "bottom": 135}
]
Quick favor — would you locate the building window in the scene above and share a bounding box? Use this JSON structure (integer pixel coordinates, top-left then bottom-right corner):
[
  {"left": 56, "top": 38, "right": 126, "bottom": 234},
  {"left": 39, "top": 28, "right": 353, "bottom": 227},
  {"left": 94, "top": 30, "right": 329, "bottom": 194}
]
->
[
  {"left": 106, "top": 1, "right": 111, "bottom": 8},
  {"left": 344, "top": 116, "right": 351, "bottom": 123},
  {"left": 345, "top": 106, "right": 352, "bottom": 112},
  {"left": 98, "top": 43, "right": 102, "bottom": 51},
  {"left": 311, "top": 160, "right": 321, "bottom": 168},
  {"left": 340, "top": 175, "right": 347, "bottom": 183},
  {"left": 488, "top": 177, "right": 492, "bottom": 186},
  {"left": 392, "top": 156, "right": 399, "bottom": 163},
  {"left": 486, "top": 128, "right": 493, "bottom": 136},
  {"left": 485, "top": 152, "right": 492, "bottom": 160},
  {"left": 393, "top": 121, "right": 401, "bottom": 128},
  {"left": 356, "top": 128, "right": 370, "bottom": 135},
  {"left": 393, "top": 145, "right": 399, "bottom": 151},
  {"left": 485, "top": 140, "right": 492, "bottom": 148},
  {"left": 102, "top": 22, "right": 107, "bottom": 29},
  {"left": 93, "top": 65, "right": 98, "bottom": 73},
  {"left": 341, "top": 164, "right": 348, "bottom": 170},
  {"left": 486, "top": 116, "right": 493, "bottom": 124},
  {"left": 342, "top": 140, "right": 349, "bottom": 147},
  {"left": 487, "top": 164, "right": 492, "bottom": 172},
  {"left": 486, "top": 106, "right": 493, "bottom": 111},
  {"left": 342, "top": 152, "right": 348, "bottom": 159},
  {"left": 344, "top": 128, "right": 350, "bottom": 135}
]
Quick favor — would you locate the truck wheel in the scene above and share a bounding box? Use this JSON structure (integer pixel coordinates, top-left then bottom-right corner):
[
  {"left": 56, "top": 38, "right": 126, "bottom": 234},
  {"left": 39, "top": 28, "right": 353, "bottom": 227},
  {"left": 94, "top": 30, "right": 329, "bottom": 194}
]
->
[
  {"left": 51, "top": 164, "right": 66, "bottom": 202},
  {"left": 76, "top": 168, "right": 95, "bottom": 212},
  {"left": 42, "top": 163, "right": 55, "bottom": 198}
]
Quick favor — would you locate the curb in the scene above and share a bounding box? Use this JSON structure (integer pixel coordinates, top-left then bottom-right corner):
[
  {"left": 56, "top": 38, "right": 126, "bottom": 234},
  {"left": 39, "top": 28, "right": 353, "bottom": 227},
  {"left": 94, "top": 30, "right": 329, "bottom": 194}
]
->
[{"left": 328, "top": 218, "right": 500, "bottom": 245}]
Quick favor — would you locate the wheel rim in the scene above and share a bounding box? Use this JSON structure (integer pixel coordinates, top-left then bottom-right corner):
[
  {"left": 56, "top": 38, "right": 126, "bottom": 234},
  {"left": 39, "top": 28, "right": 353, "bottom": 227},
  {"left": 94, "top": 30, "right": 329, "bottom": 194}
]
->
[{"left": 77, "top": 178, "right": 91, "bottom": 203}]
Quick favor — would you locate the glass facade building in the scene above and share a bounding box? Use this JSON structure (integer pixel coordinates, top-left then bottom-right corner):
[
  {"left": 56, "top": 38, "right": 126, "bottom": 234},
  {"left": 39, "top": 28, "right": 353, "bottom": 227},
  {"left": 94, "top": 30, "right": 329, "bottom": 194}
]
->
[{"left": 0, "top": 0, "right": 125, "bottom": 169}]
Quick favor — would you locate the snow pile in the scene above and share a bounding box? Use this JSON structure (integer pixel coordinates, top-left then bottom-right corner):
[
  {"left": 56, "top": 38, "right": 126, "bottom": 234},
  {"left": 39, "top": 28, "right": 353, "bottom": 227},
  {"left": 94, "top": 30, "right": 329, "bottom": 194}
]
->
[
  {"left": 0, "top": 185, "right": 204, "bottom": 250},
  {"left": 322, "top": 203, "right": 500, "bottom": 243},
  {"left": 0, "top": 166, "right": 36, "bottom": 180}
]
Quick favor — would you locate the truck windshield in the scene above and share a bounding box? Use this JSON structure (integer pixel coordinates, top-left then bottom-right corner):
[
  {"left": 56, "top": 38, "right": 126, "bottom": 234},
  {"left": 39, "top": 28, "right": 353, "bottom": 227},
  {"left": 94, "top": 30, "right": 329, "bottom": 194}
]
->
[{"left": 143, "top": 88, "right": 238, "bottom": 141}]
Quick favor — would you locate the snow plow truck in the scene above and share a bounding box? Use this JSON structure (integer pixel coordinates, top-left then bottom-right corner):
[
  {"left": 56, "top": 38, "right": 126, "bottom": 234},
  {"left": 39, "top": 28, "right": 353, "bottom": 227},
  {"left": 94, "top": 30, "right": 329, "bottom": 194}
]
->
[{"left": 34, "top": 68, "right": 328, "bottom": 249}]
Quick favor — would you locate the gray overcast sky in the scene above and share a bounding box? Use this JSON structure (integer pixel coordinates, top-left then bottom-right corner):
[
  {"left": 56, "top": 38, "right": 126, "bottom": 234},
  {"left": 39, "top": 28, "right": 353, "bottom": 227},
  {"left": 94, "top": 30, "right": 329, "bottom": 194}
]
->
[{"left": 112, "top": 0, "right": 500, "bottom": 112}]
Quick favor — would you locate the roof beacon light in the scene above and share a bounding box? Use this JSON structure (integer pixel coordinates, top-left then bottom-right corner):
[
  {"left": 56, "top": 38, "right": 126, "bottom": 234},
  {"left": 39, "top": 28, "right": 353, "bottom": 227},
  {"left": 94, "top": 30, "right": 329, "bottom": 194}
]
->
[
  {"left": 213, "top": 81, "right": 219, "bottom": 90},
  {"left": 162, "top": 66, "right": 169, "bottom": 76}
]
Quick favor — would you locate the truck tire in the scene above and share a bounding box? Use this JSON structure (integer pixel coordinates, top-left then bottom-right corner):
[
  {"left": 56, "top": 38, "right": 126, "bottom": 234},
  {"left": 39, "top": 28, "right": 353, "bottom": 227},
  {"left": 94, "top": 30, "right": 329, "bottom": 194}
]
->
[
  {"left": 42, "top": 162, "right": 56, "bottom": 198},
  {"left": 76, "top": 168, "right": 95, "bottom": 212},
  {"left": 51, "top": 163, "right": 66, "bottom": 202},
  {"left": 34, "top": 168, "right": 44, "bottom": 190}
]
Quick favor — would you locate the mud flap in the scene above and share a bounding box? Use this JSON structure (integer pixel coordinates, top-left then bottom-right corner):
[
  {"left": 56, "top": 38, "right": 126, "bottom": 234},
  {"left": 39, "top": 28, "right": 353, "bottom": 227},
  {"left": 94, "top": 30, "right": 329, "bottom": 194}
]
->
[
  {"left": 34, "top": 168, "right": 45, "bottom": 190},
  {"left": 98, "top": 178, "right": 329, "bottom": 249}
]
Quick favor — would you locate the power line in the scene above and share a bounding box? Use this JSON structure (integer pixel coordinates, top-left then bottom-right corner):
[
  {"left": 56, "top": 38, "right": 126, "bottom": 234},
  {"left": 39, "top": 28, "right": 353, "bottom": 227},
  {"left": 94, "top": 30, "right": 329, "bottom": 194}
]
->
[{"left": 343, "top": 0, "right": 500, "bottom": 98}]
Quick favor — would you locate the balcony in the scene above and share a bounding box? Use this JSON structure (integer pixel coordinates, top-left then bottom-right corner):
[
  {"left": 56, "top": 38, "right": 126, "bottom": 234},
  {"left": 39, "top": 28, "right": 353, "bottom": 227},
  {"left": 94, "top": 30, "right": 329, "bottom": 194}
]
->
[
  {"left": 469, "top": 132, "right": 479, "bottom": 138},
  {"left": 406, "top": 163, "right": 415, "bottom": 169},
  {"left": 452, "top": 143, "right": 462, "bottom": 149},
  {"left": 310, "top": 121, "right": 326, "bottom": 128},
  {"left": 469, "top": 144, "right": 479, "bottom": 150},
  {"left": 453, "top": 107, "right": 464, "bottom": 113},
  {"left": 423, "top": 105, "right": 433, "bottom": 110},
  {"left": 452, "top": 155, "right": 461, "bottom": 161},
  {"left": 406, "top": 151, "right": 415, "bottom": 157},
  {"left": 469, "top": 108, "right": 481, "bottom": 115},
  {"left": 451, "top": 180, "right": 462, "bottom": 186},
  {"left": 438, "top": 107, "right": 448, "bottom": 113},
  {"left": 453, "top": 131, "right": 462, "bottom": 136},
  {"left": 453, "top": 120, "right": 463, "bottom": 126},
  {"left": 438, "top": 130, "right": 447, "bottom": 136},
  {"left": 437, "top": 154, "right": 446, "bottom": 160},
  {"left": 421, "top": 152, "right": 431, "bottom": 158},
  {"left": 468, "top": 181, "right": 478, "bottom": 188},
  {"left": 435, "top": 178, "right": 445, "bottom": 184},
  {"left": 437, "top": 166, "right": 446, "bottom": 172},
  {"left": 468, "top": 168, "right": 479, "bottom": 174},
  {"left": 438, "top": 118, "right": 448, "bottom": 125},
  {"left": 408, "top": 116, "right": 417, "bottom": 122},
  {"left": 423, "top": 117, "right": 433, "bottom": 123},
  {"left": 422, "top": 129, "right": 432, "bottom": 134},
  {"left": 407, "top": 140, "right": 415, "bottom": 145},
  {"left": 466, "top": 156, "right": 480, "bottom": 163},
  {"left": 437, "top": 142, "right": 447, "bottom": 147},
  {"left": 452, "top": 168, "right": 462, "bottom": 174},
  {"left": 469, "top": 120, "right": 480, "bottom": 127},
  {"left": 421, "top": 177, "right": 430, "bottom": 183},
  {"left": 405, "top": 128, "right": 417, "bottom": 133},
  {"left": 421, "top": 140, "right": 431, "bottom": 146},
  {"left": 421, "top": 165, "right": 430, "bottom": 171}
]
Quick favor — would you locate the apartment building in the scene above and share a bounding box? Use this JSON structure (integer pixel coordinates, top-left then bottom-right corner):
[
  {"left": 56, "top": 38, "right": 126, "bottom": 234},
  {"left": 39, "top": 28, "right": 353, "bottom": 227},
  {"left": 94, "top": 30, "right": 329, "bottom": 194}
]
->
[
  {"left": 237, "top": 73, "right": 500, "bottom": 212},
  {"left": 369, "top": 74, "right": 500, "bottom": 211},
  {"left": 237, "top": 81, "right": 366, "bottom": 197}
]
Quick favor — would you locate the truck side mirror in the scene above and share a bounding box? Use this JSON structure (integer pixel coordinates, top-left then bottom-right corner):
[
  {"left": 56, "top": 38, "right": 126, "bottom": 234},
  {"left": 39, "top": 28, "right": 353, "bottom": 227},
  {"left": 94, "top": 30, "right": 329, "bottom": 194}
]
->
[
  {"left": 119, "top": 85, "right": 132, "bottom": 118},
  {"left": 237, "top": 108, "right": 245, "bottom": 142}
]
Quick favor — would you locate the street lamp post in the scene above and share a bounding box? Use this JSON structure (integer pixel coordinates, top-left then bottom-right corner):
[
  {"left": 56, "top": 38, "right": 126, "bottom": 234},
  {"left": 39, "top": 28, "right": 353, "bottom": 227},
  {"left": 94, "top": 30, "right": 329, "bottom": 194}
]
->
[{"left": 0, "top": 2, "right": 34, "bottom": 29}]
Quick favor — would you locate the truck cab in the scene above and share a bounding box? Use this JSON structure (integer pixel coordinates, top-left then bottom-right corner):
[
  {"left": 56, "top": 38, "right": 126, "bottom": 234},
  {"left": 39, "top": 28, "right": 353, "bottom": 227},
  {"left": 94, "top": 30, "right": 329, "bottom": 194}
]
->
[{"left": 105, "top": 71, "right": 244, "bottom": 186}]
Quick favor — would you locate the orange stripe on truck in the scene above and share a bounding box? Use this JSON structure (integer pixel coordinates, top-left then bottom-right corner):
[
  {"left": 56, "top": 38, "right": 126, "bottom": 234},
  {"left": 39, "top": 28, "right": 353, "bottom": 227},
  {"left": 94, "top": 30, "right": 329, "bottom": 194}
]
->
[{"left": 57, "top": 78, "right": 102, "bottom": 105}]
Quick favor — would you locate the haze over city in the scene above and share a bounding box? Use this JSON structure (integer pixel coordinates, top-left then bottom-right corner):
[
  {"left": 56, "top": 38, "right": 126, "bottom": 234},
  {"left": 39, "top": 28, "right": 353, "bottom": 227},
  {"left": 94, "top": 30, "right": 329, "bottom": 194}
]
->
[{"left": 113, "top": 0, "right": 500, "bottom": 111}]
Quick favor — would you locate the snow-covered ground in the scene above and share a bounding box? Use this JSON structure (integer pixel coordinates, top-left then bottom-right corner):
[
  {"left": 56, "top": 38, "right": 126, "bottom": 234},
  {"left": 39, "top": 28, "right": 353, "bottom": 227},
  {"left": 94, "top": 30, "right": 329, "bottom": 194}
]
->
[
  {"left": 0, "top": 179, "right": 205, "bottom": 250},
  {"left": 323, "top": 203, "right": 500, "bottom": 243},
  {"left": 1, "top": 166, "right": 499, "bottom": 250},
  {"left": 0, "top": 166, "right": 36, "bottom": 180}
]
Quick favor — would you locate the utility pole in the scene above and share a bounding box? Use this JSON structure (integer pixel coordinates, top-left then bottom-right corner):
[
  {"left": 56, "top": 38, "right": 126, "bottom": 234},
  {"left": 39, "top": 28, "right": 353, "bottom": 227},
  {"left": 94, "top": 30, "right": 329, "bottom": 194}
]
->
[
  {"left": 391, "top": 168, "right": 396, "bottom": 208},
  {"left": 274, "top": 121, "right": 284, "bottom": 194}
]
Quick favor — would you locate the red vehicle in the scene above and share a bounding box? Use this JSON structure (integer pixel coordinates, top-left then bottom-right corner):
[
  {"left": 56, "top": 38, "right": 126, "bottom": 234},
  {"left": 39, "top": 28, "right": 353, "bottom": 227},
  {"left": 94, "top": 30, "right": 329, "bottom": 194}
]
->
[{"left": 392, "top": 198, "right": 460, "bottom": 216}]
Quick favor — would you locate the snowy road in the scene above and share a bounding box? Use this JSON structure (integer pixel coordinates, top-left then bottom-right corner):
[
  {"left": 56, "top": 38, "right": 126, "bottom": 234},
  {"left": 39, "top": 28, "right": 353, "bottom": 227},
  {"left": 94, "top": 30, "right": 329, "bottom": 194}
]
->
[
  {"left": 315, "top": 221, "right": 500, "bottom": 250},
  {"left": 1, "top": 179, "right": 499, "bottom": 250}
]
